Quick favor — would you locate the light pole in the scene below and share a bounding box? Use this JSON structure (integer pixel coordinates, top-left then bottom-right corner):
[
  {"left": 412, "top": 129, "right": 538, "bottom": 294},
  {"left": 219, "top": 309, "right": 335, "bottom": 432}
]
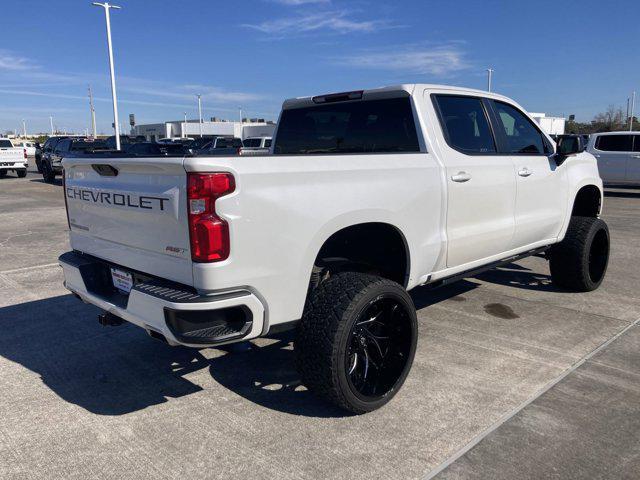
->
[
  {"left": 197, "top": 94, "right": 203, "bottom": 137},
  {"left": 630, "top": 91, "right": 636, "bottom": 132},
  {"left": 239, "top": 106, "right": 243, "bottom": 124},
  {"left": 92, "top": 2, "right": 122, "bottom": 150},
  {"left": 183, "top": 111, "right": 187, "bottom": 138},
  {"left": 22, "top": 120, "right": 26, "bottom": 138},
  {"left": 486, "top": 68, "right": 494, "bottom": 92},
  {"left": 88, "top": 85, "right": 97, "bottom": 138},
  {"left": 49, "top": 116, "right": 54, "bottom": 136}
]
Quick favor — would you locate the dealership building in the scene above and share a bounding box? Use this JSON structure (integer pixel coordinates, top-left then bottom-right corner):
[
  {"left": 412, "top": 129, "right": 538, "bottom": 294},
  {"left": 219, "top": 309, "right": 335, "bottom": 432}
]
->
[{"left": 132, "top": 118, "right": 276, "bottom": 141}]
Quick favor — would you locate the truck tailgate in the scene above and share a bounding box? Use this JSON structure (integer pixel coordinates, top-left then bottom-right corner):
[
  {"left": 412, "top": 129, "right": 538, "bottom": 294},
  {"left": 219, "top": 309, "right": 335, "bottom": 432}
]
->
[
  {"left": 63, "top": 156, "right": 193, "bottom": 286},
  {"left": 0, "top": 147, "right": 23, "bottom": 164}
]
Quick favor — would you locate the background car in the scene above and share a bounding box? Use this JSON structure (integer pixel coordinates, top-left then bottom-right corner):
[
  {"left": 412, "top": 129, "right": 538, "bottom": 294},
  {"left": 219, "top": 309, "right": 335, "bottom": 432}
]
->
[
  {"left": 586, "top": 131, "right": 640, "bottom": 185},
  {"left": 42, "top": 138, "right": 107, "bottom": 183}
]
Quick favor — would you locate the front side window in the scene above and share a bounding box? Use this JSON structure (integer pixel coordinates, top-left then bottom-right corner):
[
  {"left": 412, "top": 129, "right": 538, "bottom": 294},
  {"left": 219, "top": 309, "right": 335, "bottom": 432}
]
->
[
  {"left": 274, "top": 97, "right": 420, "bottom": 155},
  {"left": 56, "top": 139, "right": 71, "bottom": 152},
  {"left": 634, "top": 135, "right": 640, "bottom": 152},
  {"left": 493, "top": 101, "right": 547, "bottom": 154},
  {"left": 596, "top": 135, "right": 633, "bottom": 152},
  {"left": 434, "top": 95, "right": 496, "bottom": 154},
  {"left": 264, "top": 139, "right": 272, "bottom": 148}
]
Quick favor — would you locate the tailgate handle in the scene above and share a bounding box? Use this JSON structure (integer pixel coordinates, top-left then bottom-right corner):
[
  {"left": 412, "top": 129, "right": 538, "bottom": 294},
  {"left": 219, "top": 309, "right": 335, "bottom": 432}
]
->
[{"left": 92, "top": 164, "right": 119, "bottom": 177}]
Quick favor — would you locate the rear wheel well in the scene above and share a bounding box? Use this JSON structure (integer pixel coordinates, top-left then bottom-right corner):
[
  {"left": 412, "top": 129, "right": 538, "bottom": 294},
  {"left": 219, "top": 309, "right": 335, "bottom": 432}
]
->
[
  {"left": 312, "top": 223, "right": 409, "bottom": 287},
  {"left": 572, "top": 185, "right": 601, "bottom": 217}
]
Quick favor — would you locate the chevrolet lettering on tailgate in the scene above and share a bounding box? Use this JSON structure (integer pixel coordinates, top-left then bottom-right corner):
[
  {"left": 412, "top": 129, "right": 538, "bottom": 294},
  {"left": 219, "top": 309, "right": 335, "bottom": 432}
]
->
[{"left": 66, "top": 187, "right": 169, "bottom": 211}]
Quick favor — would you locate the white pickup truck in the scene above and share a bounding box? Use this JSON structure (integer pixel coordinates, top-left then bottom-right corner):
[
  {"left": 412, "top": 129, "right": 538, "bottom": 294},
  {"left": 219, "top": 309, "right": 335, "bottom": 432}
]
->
[
  {"left": 0, "top": 138, "right": 28, "bottom": 178},
  {"left": 59, "top": 84, "right": 609, "bottom": 413}
]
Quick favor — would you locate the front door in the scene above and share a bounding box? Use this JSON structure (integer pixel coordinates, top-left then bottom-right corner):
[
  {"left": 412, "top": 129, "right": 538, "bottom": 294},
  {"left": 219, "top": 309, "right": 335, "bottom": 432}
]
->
[
  {"left": 431, "top": 94, "right": 517, "bottom": 268},
  {"left": 490, "top": 101, "right": 568, "bottom": 248}
]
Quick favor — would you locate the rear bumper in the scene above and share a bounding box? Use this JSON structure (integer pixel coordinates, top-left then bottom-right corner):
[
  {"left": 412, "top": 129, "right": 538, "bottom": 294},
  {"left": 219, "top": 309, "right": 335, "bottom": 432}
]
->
[
  {"left": 0, "top": 162, "right": 27, "bottom": 170},
  {"left": 58, "top": 251, "right": 265, "bottom": 347}
]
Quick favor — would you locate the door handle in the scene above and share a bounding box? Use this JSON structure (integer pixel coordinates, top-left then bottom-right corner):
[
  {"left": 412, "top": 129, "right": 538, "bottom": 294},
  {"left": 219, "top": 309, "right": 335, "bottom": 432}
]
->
[
  {"left": 518, "top": 168, "right": 532, "bottom": 177},
  {"left": 451, "top": 171, "right": 471, "bottom": 183}
]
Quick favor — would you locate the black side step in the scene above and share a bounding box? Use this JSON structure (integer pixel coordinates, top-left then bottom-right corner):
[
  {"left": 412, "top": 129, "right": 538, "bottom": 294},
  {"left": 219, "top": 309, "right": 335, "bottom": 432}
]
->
[{"left": 427, "top": 246, "right": 549, "bottom": 289}]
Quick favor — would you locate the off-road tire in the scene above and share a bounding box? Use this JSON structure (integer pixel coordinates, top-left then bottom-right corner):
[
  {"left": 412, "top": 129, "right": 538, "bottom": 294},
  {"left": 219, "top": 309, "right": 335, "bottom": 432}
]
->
[
  {"left": 0, "top": 170, "right": 6, "bottom": 178},
  {"left": 16, "top": 169, "right": 27, "bottom": 178},
  {"left": 42, "top": 161, "right": 55, "bottom": 183},
  {"left": 549, "top": 216, "right": 610, "bottom": 292},
  {"left": 295, "top": 271, "right": 417, "bottom": 414}
]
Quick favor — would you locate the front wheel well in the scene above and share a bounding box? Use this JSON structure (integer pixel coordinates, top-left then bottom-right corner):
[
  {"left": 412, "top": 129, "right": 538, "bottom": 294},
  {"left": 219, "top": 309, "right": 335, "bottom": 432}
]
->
[
  {"left": 571, "top": 185, "right": 601, "bottom": 217},
  {"left": 312, "top": 222, "right": 409, "bottom": 287}
]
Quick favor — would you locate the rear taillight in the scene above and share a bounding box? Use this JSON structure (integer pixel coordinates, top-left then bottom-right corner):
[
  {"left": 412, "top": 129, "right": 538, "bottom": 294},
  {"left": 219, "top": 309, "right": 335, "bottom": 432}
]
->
[
  {"left": 187, "top": 172, "right": 235, "bottom": 262},
  {"left": 23, "top": 149, "right": 27, "bottom": 159}
]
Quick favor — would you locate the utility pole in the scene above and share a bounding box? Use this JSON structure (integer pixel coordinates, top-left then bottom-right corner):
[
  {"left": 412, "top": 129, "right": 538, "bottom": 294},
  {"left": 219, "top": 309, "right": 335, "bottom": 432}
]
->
[
  {"left": 93, "top": 2, "right": 122, "bottom": 150},
  {"left": 49, "top": 116, "right": 54, "bottom": 136},
  {"left": 486, "top": 68, "right": 494, "bottom": 92},
  {"left": 630, "top": 91, "right": 636, "bottom": 132},
  {"left": 88, "top": 85, "right": 97, "bottom": 138},
  {"left": 197, "top": 94, "right": 203, "bottom": 137},
  {"left": 22, "top": 120, "right": 26, "bottom": 138}
]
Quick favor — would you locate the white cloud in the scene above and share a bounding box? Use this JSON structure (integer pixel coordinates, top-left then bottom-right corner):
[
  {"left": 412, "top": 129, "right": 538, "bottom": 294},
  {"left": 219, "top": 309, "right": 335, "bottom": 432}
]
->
[
  {"left": 0, "top": 50, "right": 33, "bottom": 71},
  {"left": 270, "top": 0, "right": 330, "bottom": 4},
  {"left": 242, "top": 10, "right": 391, "bottom": 36},
  {"left": 331, "top": 44, "right": 470, "bottom": 76}
]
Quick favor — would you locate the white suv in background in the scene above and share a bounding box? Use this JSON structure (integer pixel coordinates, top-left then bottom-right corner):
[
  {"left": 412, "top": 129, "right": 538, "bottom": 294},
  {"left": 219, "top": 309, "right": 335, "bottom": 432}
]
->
[{"left": 586, "top": 132, "right": 640, "bottom": 185}]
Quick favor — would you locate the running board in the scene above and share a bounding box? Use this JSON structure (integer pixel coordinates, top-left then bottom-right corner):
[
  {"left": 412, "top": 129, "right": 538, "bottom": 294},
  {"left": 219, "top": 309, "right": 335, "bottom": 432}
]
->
[{"left": 427, "top": 246, "right": 549, "bottom": 289}]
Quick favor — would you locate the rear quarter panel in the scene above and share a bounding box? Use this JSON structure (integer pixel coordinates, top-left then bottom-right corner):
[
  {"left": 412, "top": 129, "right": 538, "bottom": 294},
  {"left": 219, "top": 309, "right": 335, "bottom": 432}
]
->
[{"left": 185, "top": 153, "right": 443, "bottom": 329}]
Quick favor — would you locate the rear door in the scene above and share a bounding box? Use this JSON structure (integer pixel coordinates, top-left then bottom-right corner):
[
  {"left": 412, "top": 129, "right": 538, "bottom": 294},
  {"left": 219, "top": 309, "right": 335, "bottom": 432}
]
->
[
  {"left": 432, "top": 94, "right": 517, "bottom": 267},
  {"left": 490, "top": 100, "right": 567, "bottom": 247},
  {"left": 592, "top": 134, "right": 632, "bottom": 183},
  {"left": 64, "top": 156, "right": 193, "bottom": 285},
  {"left": 628, "top": 135, "right": 640, "bottom": 183}
]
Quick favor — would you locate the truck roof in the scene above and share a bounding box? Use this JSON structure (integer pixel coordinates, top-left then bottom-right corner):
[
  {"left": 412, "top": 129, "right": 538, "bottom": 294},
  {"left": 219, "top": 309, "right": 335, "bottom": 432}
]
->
[{"left": 282, "top": 84, "right": 514, "bottom": 110}]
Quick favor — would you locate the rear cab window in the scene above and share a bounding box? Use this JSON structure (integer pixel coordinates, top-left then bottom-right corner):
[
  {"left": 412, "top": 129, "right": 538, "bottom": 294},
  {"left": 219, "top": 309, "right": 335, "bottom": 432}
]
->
[
  {"left": 274, "top": 97, "right": 420, "bottom": 155},
  {"left": 433, "top": 95, "right": 496, "bottom": 154},
  {"left": 0, "top": 140, "right": 13, "bottom": 148},
  {"left": 595, "top": 135, "right": 633, "bottom": 152}
]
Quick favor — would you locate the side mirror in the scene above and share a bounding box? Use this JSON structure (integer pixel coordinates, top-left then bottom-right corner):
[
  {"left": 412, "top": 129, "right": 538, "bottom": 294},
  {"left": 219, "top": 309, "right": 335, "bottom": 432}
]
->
[{"left": 554, "top": 136, "right": 584, "bottom": 165}]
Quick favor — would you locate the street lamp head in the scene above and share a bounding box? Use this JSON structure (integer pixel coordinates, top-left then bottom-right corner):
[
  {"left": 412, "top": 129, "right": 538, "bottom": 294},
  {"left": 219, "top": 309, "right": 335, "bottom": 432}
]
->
[{"left": 92, "top": 2, "right": 121, "bottom": 9}]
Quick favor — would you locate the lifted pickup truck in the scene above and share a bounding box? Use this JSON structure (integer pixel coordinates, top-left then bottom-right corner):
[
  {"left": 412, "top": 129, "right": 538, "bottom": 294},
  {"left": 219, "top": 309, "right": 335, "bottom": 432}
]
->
[
  {"left": 59, "top": 85, "right": 609, "bottom": 413},
  {"left": 0, "top": 138, "right": 28, "bottom": 178}
]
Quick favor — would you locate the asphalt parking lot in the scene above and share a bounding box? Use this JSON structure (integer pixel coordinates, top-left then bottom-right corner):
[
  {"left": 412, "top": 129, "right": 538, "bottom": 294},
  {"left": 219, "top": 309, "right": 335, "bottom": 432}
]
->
[{"left": 1, "top": 162, "right": 639, "bottom": 479}]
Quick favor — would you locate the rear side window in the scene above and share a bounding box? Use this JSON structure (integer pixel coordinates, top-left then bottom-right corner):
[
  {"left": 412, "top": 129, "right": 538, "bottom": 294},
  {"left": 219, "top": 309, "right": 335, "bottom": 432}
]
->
[
  {"left": 493, "top": 101, "right": 548, "bottom": 154},
  {"left": 596, "top": 135, "right": 633, "bottom": 152},
  {"left": 274, "top": 97, "right": 420, "bottom": 155},
  {"left": 434, "top": 95, "right": 496, "bottom": 154}
]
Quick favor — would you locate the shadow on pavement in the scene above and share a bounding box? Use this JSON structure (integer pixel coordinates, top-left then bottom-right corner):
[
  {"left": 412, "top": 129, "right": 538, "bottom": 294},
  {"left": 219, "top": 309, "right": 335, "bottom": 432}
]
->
[
  {"left": 29, "top": 178, "right": 62, "bottom": 186},
  {"left": 604, "top": 190, "right": 640, "bottom": 199},
  {"left": 0, "top": 273, "right": 535, "bottom": 417}
]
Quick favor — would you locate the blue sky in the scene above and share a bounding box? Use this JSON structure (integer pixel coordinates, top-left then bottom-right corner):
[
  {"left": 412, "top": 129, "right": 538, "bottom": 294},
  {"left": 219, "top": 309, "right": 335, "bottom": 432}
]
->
[{"left": 1, "top": 0, "right": 638, "bottom": 134}]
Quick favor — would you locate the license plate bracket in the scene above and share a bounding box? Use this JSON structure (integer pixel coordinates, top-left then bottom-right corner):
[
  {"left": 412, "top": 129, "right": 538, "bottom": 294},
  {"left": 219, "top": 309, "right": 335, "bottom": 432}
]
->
[{"left": 110, "top": 267, "right": 133, "bottom": 294}]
